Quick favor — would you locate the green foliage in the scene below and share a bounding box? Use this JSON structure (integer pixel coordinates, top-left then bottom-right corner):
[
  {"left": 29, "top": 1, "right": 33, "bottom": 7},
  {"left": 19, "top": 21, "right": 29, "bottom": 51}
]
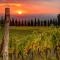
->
[{"left": 0, "top": 26, "right": 60, "bottom": 60}]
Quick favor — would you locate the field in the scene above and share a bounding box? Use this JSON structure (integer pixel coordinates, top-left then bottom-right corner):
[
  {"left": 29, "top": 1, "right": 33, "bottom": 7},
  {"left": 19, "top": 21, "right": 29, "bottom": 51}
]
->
[{"left": 0, "top": 26, "right": 60, "bottom": 60}]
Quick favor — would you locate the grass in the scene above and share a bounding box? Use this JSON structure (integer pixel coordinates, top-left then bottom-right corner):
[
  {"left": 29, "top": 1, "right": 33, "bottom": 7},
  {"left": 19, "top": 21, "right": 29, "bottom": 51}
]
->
[{"left": 0, "top": 26, "right": 60, "bottom": 60}]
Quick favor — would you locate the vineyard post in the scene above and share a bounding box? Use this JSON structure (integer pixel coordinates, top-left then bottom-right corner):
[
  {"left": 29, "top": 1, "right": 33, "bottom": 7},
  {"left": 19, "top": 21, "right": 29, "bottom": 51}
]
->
[{"left": 2, "top": 8, "right": 10, "bottom": 60}]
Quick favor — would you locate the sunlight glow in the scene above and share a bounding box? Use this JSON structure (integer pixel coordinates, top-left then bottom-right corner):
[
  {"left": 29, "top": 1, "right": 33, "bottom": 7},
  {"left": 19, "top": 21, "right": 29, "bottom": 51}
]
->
[{"left": 17, "top": 11, "right": 23, "bottom": 15}]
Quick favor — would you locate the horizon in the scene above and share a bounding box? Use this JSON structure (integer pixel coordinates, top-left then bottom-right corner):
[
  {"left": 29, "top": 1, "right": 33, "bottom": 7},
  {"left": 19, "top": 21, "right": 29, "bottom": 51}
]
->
[{"left": 0, "top": 14, "right": 57, "bottom": 21}]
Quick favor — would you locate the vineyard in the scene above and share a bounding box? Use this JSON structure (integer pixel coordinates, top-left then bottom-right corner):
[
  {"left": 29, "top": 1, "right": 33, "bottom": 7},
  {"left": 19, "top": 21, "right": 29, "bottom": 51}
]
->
[{"left": 0, "top": 26, "right": 60, "bottom": 60}]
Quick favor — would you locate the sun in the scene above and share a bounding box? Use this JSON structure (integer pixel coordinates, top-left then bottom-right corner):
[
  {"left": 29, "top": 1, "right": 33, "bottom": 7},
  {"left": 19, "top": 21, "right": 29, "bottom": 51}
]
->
[{"left": 17, "top": 11, "right": 22, "bottom": 15}]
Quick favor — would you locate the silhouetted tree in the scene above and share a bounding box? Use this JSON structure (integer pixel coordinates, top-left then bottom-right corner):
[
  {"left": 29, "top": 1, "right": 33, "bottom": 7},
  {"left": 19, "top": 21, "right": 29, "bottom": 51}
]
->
[
  {"left": 55, "top": 19, "right": 58, "bottom": 26},
  {"left": 38, "top": 18, "right": 40, "bottom": 26},
  {"left": 0, "top": 16, "right": 4, "bottom": 27},
  {"left": 18, "top": 19, "right": 20, "bottom": 26},
  {"left": 10, "top": 19, "right": 12, "bottom": 26},
  {"left": 17, "top": 20, "right": 19, "bottom": 26},
  {"left": 50, "top": 19, "right": 53, "bottom": 25},
  {"left": 34, "top": 18, "right": 36, "bottom": 26},
  {"left": 39, "top": 20, "right": 41, "bottom": 26},
  {"left": 15, "top": 19, "right": 17, "bottom": 26},
  {"left": 12, "top": 18, "right": 15, "bottom": 26},
  {"left": 53, "top": 19, "right": 55, "bottom": 26},
  {"left": 46, "top": 20, "right": 48, "bottom": 26},
  {"left": 31, "top": 19, "right": 33, "bottom": 26},
  {"left": 28, "top": 20, "right": 30, "bottom": 26},
  {"left": 47, "top": 20, "right": 50, "bottom": 26},
  {"left": 57, "top": 14, "right": 60, "bottom": 26},
  {"left": 22, "top": 20, "right": 24, "bottom": 26},
  {"left": 44, "top": 20, "right": 46, "bottom": 26},
  {"left": 41, "top": 20, "right": 43, "bottom": 26},
  {"left": 53, "top": 18, "right": 58, "bottom": 26},
  {"left": 25, "top": 20, "right": 26, "bottom": 26}
]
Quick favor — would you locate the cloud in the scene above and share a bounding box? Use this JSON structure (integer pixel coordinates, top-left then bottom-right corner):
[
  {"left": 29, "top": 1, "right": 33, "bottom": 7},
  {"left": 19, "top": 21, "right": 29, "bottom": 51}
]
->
[{"left": 0, "top": 0, "right": 59, "bottom": 14}]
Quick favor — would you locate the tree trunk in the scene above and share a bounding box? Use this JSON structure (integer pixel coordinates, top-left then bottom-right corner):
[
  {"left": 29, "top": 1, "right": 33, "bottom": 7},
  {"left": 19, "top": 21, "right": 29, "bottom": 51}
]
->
[{"left": 2, "top": 8, "right": 10, "bottom": 60}]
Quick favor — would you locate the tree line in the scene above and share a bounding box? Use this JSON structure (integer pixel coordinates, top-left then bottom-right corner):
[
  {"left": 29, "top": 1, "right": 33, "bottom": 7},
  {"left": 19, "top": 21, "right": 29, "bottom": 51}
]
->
[{"left": 0, "top": 14, "right": 60, "bottom": 26}]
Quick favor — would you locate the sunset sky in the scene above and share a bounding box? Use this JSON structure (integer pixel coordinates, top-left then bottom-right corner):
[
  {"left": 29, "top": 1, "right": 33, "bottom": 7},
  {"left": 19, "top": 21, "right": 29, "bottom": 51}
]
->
[{"left": 0, "top": 0, "right": 60, "bottom": 15}]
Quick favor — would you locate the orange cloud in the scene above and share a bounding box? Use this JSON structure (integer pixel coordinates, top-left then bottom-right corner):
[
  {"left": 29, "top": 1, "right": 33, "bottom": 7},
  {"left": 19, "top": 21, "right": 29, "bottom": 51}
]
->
[{"left": 0, "top": 2, "right": 59, "bottom": 15}]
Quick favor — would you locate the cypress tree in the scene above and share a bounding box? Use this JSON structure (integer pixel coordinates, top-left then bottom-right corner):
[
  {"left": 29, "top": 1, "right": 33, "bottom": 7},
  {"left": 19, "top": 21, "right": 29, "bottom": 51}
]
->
[
  {"left": 57, "top": 14, "right": 60, "bottom": 26},
  {"left": 38, "top": 18, "right": 40, "bottom": 26},
  {"left": 31, "top": 19, "right": 33, "bottom": 26}
]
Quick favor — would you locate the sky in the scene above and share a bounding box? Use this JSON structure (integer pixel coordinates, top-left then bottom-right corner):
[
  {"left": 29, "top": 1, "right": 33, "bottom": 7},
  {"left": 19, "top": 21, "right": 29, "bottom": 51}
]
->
[{"left": 0, "top": 0, "right": 60, "bottom": 15}]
